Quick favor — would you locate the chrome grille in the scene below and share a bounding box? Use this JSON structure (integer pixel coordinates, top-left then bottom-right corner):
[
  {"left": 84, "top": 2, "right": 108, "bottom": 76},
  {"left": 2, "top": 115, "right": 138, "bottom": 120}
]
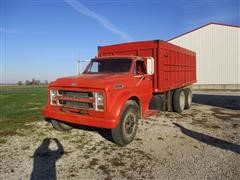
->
[
  {"left": 57, "top": 90, "right": 94, "bottom": 110},
  {"left": 58, "top": 90, "right": 93, "bottom": 98},
  {"left": 59, "top": 100, "right": 93, "bottom": 109}
]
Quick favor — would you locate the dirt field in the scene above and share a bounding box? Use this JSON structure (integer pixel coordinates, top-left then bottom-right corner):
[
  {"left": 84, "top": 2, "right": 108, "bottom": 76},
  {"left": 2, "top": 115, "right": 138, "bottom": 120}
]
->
[{"left": 0, "top": 91, "right": 240, "bottom": 180}]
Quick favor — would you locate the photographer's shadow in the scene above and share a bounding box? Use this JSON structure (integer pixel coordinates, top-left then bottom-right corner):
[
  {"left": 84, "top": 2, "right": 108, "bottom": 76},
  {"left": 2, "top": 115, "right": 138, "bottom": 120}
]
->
[{"left": 30, "top": 138, "right": 64, "bottom": 180}]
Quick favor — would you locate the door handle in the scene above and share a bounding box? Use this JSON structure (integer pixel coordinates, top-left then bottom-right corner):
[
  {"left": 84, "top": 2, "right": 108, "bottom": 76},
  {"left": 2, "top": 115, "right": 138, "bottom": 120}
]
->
[{"left": 136, "top": 75, "right": 145, "bottom": 86}]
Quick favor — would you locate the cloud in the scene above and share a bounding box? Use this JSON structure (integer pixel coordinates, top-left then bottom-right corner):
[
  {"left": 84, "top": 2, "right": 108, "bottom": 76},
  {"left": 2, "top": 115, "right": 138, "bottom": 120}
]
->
[
  {"left": 180, "top": 1, "right": 240, "bottom": 30},
  {"left": 0, "top": 28, "right": 19, "bottom": 33},
  {"left": 0, "top": 28, "right": 50, "bottom": 35},
  {"left": 64, "top": 0, "right": 133, "bottom": 41},
  {"left": 185, "top": 11, "right": 239, "bottom": 27}
]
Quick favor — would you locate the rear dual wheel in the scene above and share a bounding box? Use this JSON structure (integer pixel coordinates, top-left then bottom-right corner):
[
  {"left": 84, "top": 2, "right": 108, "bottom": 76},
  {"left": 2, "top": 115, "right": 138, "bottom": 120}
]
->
[
  {"left": 184, "top": 88, "right": 192, "bottom": 109},
  {"left": 173, "top": 89, "right": 186, "bottom": 113},
  {"left": 173, "top": 88, "right": 192, "bottom": 113}
]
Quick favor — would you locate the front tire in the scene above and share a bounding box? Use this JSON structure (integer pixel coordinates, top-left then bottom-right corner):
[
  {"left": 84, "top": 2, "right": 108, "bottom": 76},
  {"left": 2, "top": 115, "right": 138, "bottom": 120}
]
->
[
  {"left": 111, "top": 100, "right": 139, "bottom": 146},
  {"left": 173, "top": 89, "right": 185, "bottom": 113},
  {"left": 51, "top": 119, "right": 73, "bottom": 131}
]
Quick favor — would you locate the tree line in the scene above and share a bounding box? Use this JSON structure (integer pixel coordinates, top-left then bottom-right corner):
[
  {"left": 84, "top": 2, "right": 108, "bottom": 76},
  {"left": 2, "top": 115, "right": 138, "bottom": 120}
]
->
[{"left": 17, "top": 78, "right": 48, "bottom": 85}]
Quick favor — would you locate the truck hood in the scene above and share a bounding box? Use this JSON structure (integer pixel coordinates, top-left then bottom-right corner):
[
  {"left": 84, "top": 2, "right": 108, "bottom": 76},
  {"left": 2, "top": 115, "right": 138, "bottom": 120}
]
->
[{"left": 50, "top": 73, "right": 129, "bottom": 90}]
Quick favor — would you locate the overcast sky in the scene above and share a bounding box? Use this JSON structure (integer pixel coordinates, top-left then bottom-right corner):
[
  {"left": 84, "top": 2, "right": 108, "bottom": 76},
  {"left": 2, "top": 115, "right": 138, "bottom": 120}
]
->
[{"left": 1, "top": 0, "right": 239, "bottom": 83}]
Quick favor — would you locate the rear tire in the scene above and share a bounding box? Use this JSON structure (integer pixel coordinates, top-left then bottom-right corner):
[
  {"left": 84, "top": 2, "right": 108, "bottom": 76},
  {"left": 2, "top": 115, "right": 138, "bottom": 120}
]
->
[
  {"left": 184, "top": 88, "right": 192, "bottom": 109},
  {"left": 111, "top": 100, "right": 139, "bottom": 146},
  {"left": 51, "top": 119, "right": 73, "bottom": 131},
  {"left": 173, "top": 89, "right": 185, "bottom": 113}
]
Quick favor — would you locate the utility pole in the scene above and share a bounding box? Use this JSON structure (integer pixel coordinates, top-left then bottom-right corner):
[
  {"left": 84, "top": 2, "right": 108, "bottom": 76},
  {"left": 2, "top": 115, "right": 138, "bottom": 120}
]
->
[
  {"left": 77, "top": 60, "right": 80, "bottom": 75},
  {"left": 77, "top": 59, "right": 89, "bottom": 75}
]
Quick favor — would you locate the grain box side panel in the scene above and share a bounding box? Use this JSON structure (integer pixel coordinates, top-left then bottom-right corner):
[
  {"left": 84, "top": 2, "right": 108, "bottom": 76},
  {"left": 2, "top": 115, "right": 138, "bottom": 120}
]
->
[{"left": 156, "top": 42, "right": 196, "bottom": 92}]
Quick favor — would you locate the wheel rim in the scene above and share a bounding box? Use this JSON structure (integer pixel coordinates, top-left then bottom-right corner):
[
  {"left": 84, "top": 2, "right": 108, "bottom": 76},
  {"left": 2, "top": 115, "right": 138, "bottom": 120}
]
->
[
  {"left": 179, "top": 91, "right": 185, "bottom": 111},
  {"left": 124, "top": 113, "right": 136, "bottom": 136}
]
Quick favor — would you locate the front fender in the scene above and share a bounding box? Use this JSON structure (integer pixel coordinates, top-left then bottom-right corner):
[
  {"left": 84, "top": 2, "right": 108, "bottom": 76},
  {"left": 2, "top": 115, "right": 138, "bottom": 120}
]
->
[{"left": 107, "top": 90, "right": 137, "bottom": 126}]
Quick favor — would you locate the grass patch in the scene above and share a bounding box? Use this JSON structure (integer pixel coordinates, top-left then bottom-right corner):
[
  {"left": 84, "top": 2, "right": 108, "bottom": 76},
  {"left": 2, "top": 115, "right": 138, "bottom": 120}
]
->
[
  {"left": 0, "top": 138, "right": 7, "bottom": 144},
  {"left": 0, "top": 86, "right": 47, "bottom": 136}
]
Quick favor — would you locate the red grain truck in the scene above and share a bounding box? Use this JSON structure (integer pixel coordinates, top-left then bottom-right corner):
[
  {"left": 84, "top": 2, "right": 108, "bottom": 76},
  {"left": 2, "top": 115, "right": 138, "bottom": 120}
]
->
[{"left": 43, "top": 40, "right": 196, "bottom": 146}]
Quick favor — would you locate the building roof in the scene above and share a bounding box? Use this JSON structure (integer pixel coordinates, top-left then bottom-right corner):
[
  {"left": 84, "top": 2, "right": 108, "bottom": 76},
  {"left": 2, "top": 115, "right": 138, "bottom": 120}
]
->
[{"left": 167, "top": 22, "right": 240, "bottom": 42}]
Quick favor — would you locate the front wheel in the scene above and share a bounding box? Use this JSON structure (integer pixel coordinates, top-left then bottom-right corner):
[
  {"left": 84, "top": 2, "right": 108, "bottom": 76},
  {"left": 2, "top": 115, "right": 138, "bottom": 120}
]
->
[{"left": 111, "top": 100, "right": 139, "bottom": 146}]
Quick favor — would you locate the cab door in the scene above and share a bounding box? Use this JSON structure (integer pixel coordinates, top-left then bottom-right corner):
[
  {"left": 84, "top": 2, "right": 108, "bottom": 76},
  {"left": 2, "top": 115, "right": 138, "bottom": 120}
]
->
[{"left": 131, "top": 60, "right": 152, "bottom": 111}]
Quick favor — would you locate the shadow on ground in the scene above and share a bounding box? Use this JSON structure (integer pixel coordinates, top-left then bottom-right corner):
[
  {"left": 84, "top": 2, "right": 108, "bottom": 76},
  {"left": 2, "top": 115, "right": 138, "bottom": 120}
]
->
[
  {"left": 30, "top": 138, "right": 64, "bottom": 180},
  {"left": 45, "top": 119, "right": 115, "bottom": 144},
  {"left": 72, "top": 124, "right": 114, "bottom": 143},
  {"left": 193, "top": 94, "right": 240, "bottom": 110},
  {"left": 174, "top": 123, "right": 240, "bottom": 154}
]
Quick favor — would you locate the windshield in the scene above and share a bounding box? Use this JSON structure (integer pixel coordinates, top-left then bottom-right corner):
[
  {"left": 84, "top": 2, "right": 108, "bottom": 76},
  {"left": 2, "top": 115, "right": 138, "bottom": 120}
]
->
[{"left": 85, "top": 59, "right": 132, "bottom": 74}]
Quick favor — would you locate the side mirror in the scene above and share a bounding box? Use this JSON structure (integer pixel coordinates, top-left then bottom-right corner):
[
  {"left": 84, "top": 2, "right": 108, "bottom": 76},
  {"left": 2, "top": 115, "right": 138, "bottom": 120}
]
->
[{"left": 146, "top": 57, "right": 154, "bottom": 75}]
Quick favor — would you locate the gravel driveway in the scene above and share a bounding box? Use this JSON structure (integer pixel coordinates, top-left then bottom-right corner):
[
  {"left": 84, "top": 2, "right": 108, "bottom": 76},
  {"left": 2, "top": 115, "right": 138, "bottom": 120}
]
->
[{"left": 0, "top": 91, "right": 240, "bottom": 180}]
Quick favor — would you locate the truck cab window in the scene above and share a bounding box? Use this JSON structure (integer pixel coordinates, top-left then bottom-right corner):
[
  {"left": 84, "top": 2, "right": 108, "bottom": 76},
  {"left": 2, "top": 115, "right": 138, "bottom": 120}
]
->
[
  {"left": 86, "top": 59, "right": 132, "bottom": 74},
  {"left": 90, "top": 62, "right": 99, "bottom": 72},
  {"left": 134, "top": 60, "right": 146, "bottom": 75}
]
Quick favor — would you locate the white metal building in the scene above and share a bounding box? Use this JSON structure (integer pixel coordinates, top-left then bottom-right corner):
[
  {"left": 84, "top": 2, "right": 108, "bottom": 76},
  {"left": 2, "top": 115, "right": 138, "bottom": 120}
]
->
[{"left": 168, "top": 23, "right": 240, "bottom": 90}]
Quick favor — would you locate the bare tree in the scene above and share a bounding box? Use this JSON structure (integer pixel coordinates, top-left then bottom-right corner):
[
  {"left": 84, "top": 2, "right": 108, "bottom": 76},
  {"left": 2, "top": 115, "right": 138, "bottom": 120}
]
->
[
  {"left": 31, "top": 78, "right": 36, "bottom": 85},
  {"left": 25, "top": 80, "right": 30, "bottom": 85},
  {"left": 35, "top": 80, "right": 41, "bottom": 85},
  {"left": 17, "top": 81, "right": 23, "bottom": 86}
]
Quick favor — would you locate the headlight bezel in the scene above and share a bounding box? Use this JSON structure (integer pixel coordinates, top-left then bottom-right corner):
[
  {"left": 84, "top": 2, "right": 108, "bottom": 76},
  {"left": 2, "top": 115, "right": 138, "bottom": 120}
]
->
[
  {"left": 50, "top": 89, "right": 57, "bottom": 105},
  {"left": 94, "top": 92, "right": 104, "bottom": 111}
]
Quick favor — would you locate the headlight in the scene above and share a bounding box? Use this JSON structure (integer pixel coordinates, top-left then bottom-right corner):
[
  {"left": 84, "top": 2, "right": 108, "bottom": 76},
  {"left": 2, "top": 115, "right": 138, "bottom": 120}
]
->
[
  {"left": 50, "top": 89, "right": 57, "bottom": 105},
  {"left": 95, "top": 92, "right": 104, "bottom": 111}
]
